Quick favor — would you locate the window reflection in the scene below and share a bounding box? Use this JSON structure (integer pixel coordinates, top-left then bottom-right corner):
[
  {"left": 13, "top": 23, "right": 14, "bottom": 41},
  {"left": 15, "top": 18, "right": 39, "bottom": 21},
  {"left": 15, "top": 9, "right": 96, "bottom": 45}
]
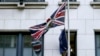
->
[
  {"left": 95, "top": 33, "right": 100, "bottom": 56},
  {"left": 0, "top": 34, "right": 17, "bottom": 56},
  {"left": 24, "top": 35, "right": 32, "bottom": 48},
  {"left": 0, "top": 35, "right": 17, "bottom": 48},
  {"left": 0, "top": 32, "right": 43, "bottom": 56}
]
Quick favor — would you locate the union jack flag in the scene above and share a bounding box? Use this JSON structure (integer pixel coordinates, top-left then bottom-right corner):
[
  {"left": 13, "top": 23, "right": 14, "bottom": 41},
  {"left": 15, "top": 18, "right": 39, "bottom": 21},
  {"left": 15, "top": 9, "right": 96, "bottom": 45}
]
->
[
  {"left": 29, "top": 23, "right": 47, "bottom": 40},
  {"left": 29, "top": 3, "right": 66, "bottom": 40},
  {"left": 47, "top": 2, "right": 66, "bottom": 27},
  {"left": 30, "top": 23, "right": 46, "bottom": 30}
]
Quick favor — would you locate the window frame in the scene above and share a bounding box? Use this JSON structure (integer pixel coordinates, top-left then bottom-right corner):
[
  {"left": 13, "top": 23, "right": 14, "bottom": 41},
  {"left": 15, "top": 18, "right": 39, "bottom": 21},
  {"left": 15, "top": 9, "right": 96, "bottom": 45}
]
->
[
  {"left": 94, "top": 0, "right": 100, "bottom": 2},
  {"left": 95, "top": 32, "right": 100, "bottom": 56},
  {"left": 0, "top": 32, "right": 18, "bottom": 56},
  {"left": 90, "top": 1, "right": 100, "bottom": 9},
  {"left": 58, "top": 1, "right": 80, "bottom": 9},
  {"left": 66, "top": 31, "right": 77, "bottom": 56},
  {"left": 0, "top": 32, "right": 44, "bottom": 56},
  {"left": 62, "top": 0, "right": 76, "bottom": 2}
]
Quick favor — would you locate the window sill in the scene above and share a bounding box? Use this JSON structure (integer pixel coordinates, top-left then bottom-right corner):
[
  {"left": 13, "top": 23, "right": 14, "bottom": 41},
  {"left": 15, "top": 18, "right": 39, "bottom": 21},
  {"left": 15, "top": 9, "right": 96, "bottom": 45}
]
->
[
  {"left": 0, "top": 2, "right": 48, "bottom": 9},
  {"left": 90, "top": 1, "right": 100, "bottom": 9},
  {"left": 0, "top": 29, "right": 29, "bottom": 32},
  {"left": 58, "top": 1, "right": 80, "bottom": 9}
]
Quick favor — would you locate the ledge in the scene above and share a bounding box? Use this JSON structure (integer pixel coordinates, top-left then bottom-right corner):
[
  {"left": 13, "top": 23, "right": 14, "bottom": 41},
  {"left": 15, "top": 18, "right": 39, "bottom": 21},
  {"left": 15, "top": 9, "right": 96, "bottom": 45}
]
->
[
  {"left": 0, "top": 29, "right": 29, "bottom": 32},
  {"left": 90, "top": 1, "right": 100, "bottom": 9},
  {"left": 0, "top": 2, "right": 48, "bottom": 9},
  {"left": 58, "top": 1, "right": 80, "bottom": 9},
  {"left": 24, "top": 2, "right": 48, "bottom": 9}
]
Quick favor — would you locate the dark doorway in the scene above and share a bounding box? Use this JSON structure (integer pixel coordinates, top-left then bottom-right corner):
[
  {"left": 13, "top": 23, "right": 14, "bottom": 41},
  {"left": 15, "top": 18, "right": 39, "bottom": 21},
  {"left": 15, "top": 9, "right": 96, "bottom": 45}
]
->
[{"left": 67, "top": 32, "right": 77, "bottom": 56}]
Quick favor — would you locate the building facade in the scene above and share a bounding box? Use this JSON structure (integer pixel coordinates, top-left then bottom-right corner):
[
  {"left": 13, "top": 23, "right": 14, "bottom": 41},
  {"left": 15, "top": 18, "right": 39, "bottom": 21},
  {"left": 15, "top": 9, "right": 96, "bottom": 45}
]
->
[{"left": 0, "top": 0, "right": 100, "bottom": 56}]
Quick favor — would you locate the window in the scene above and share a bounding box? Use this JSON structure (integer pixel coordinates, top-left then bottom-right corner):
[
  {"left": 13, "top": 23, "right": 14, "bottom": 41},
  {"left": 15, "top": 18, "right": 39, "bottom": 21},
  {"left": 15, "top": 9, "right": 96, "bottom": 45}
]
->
[
  {"left": 0, "top": 0, "right": 19, "bottom": 2},
  {"left": 62, "top": 0, "right": 76, "bottom": 2},
  {"left": 94, "top": 0, "right": 100, "bottom": 2},
  {"left": 0, "top": 0, "right": 45, "bottom": 2},
  {"left": 23, "top": 34, "right": 32, "bottom": 56},
  {"left": 0, "top": 0, "right": 48, "bottom": 9},
  {"left": 0, "top": 33, "right": 17, "bottom": 56},
  {"left": 58, "top": 0, "right": 80, "bottom": 9},
  {"left": 24, "top": 35, "right": 32, "bottom": 48},
  {"left": 95, "top": 32, "right": 100, "bottom": 56},
  {"left": 65, "top": 31, "right": 77, "bottom": 56},
  {"left": 90, "top": 0, "right": 100, "bottom": 9},
  {"left": 0, "top": 32, "right": 44, "bottom": 56},
  {"left": 69, "top": 32, "right": 77, "bottom": 56},
  {"left": 24, "top": 0, "right": 45, "bottom": 2}
]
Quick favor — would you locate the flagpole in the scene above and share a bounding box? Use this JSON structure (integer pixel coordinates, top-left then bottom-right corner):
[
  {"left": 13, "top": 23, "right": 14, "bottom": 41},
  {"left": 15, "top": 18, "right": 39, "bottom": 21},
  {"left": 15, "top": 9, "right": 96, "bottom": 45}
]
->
[
  {"left": 64, "top": 0, "right": 70, "bottom": 56},
  {"left": 67, "top": 0, "right": 70, "bottom": 56}
]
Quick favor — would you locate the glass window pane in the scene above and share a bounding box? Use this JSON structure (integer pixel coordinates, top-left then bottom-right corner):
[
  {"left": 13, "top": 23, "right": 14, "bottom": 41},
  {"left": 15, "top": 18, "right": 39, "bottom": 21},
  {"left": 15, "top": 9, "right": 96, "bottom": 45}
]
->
[
  {"left": 24, "top": 35, "right": 32, "bottom": 48},
  {"left": 23, "top": 35, "right": 32, "bottom": 56},
  {"left": 23, "top": 48, "right": 32, "bottom": 56},
  {"left": 5, "top": 35, "right": 17, "bottom": 48},
  {"left": 5, "top": 48, "right": 16, "bottom": 56},
  {"left": 0, "top": 35, "right": 4, "bottom": 48},
  {"left": 94, "top": 0, "right": 100, "bottom": 2},
  {"left": 0, "top": 35, "right": 4, "bottom": 56},
  {"left": 0, "top": 0, "right": 19, "bottom": 2},
  {"left": 95, "top": 34, "right": 100, "bottom": 56},
  {"left": 0, "top": 48, "right": 3, "bottom": 56},
  {"left": 24, "top": 0, "right": 45, "bottom": 2},
  {"left": 0, "top": 34, "right": 17, "bottom": 56},
  {"left": 23, "top": 34, "right": 44, "bottom": 56},
  {"left": 5, "top": 35, "right": 17, "bottom": 56},
  {"left": 62, "top": 0, "right": 76, "bottom": 2}
]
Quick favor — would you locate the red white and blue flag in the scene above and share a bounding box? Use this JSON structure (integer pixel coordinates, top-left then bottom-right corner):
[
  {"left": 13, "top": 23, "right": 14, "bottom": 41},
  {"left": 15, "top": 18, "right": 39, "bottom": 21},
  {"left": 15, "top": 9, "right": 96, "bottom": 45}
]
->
[
  {"left": 29, "top": 3, "right": 66, "bottom": 40},
  {"left": 29, "top": 23, "right": 47, "bottom": 40},
  {"left": 47, "top": 2, "right": 66, "bottom": 27}
]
